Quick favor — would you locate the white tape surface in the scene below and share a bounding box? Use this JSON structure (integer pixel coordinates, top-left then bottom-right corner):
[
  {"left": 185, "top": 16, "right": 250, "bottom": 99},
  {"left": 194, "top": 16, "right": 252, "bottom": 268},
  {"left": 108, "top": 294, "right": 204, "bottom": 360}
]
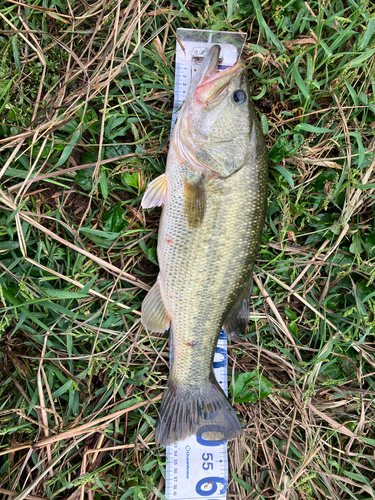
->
[{"left": 165, "top": 29, "right": 246, "bottom": 500}]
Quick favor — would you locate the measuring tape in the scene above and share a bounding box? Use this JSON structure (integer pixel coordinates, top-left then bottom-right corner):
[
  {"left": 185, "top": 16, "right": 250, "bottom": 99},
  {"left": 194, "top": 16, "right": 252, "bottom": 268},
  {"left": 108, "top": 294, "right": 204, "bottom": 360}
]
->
[
  {"left": 165, "top": 29, "right": 246, "bottom": 500},
  {"left": 171, "top": 28, "right": 246, "bottom": 134},
  {"left": 166, "top": 330, "right": 228, "bottom": 499}
]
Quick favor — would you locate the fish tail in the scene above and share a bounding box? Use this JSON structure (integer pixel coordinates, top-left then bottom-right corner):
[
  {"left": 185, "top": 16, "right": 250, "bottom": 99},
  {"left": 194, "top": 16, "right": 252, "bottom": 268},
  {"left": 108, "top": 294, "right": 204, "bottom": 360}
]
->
[{"left": 155, "top": 375, "right": 242, "bottom": 446}]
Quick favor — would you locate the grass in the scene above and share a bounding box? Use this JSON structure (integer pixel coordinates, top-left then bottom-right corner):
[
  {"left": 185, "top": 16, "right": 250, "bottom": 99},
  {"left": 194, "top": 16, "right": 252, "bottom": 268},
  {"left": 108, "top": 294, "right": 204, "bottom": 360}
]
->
[{"left": 0, "top": 0, "right": 375, "bottom": 498}]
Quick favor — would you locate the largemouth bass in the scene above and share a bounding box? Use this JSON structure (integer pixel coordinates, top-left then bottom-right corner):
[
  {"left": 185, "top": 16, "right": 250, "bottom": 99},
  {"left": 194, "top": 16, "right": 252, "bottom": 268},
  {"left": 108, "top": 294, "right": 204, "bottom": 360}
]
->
[{"left": 141, "top": 45, "right": 268, "bottom": 446}]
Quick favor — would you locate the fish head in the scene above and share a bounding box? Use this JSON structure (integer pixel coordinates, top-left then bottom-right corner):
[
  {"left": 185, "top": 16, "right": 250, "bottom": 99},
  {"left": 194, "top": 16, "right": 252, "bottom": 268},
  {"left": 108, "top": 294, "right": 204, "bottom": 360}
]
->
[{"left": 173, "top": 45, "right": 259, "bottom": 179}]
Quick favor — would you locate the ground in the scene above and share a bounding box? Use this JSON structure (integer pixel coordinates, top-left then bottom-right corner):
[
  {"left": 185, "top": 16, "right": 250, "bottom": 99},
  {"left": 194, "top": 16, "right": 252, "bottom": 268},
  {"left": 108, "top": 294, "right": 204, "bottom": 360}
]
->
[{"left": 0, "top": 0, "right": 375, "bottom": 499}]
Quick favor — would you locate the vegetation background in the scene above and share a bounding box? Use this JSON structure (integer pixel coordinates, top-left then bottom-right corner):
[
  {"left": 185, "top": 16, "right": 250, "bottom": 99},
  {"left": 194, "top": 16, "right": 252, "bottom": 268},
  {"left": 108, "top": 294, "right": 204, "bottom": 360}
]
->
[{"left": 0, "top": 0, "right": 375, "bottom": 498}]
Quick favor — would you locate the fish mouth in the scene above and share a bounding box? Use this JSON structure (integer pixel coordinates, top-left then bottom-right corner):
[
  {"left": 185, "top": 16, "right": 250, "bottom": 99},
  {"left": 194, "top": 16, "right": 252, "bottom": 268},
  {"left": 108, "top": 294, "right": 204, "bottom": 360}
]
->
[
  {"left": 186, "top": 45, "right": 221, "bottom": 99},
  {"left": 186, "top": 45, "right": 244, "bottom": 104},
  {"left": 194, "top": 49, "right": 245, "bottom": 104}
]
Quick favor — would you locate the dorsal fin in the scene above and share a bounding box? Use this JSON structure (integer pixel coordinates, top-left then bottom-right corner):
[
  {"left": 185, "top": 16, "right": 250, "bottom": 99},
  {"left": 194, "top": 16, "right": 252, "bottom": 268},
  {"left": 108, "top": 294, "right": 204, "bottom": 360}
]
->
[{"left": 223, "top": 279, "right": 253, "bottom": 338}]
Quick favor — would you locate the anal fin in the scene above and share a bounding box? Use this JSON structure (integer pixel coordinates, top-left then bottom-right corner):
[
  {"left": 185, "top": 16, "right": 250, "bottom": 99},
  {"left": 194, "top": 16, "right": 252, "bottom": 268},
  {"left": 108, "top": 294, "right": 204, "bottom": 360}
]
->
[
  {"left": 142, "top": 174, "right": 168, "bottom": 208},
  {"left": 141, "top": 278, "right": 170, "bottom": 332}
]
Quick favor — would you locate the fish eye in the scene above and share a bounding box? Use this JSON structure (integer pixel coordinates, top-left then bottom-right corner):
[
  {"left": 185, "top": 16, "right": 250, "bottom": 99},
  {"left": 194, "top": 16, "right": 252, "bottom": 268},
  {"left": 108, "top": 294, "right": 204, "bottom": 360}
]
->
[{"left": 232, "top": 89, "right": 247, "bottom": 104}]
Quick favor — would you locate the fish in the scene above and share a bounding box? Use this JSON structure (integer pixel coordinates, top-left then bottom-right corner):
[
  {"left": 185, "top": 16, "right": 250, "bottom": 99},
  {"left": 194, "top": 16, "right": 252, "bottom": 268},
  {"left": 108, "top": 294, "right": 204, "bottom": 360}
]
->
[{"left": 141, "top": 44, "right": 268, "bottom": 446}]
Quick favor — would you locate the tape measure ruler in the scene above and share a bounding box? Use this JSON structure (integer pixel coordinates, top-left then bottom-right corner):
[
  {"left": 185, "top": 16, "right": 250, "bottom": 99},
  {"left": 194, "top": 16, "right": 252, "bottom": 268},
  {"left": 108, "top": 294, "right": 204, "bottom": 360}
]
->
[
  {"left": 171, "top": 28, "right": 246, "bottom": 134},
  {"left": 165, "top": 29, "right": 246, "bottom": 500}
]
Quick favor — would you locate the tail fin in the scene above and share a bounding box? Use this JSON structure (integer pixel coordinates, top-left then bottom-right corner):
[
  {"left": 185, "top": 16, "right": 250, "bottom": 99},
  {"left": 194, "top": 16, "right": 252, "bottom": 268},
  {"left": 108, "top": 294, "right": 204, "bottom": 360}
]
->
[{"left": 155, "top": 376, "right": 242, "bottom": 446}]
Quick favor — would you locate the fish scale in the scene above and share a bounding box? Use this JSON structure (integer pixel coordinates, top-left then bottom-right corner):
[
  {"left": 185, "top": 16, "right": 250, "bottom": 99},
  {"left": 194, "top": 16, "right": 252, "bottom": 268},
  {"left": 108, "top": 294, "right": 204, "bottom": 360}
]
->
[{"left": 159, "top": 142, "right": 267, "bottom": 389}]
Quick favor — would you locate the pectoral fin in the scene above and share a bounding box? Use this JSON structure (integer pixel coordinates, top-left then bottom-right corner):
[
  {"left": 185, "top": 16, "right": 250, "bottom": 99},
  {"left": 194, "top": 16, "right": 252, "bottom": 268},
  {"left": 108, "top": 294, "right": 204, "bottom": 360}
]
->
[
  {"left": 142, "top": 174, "right": 168, "bottom": 208},
  {"left": 183, "top": 176, "right": 206, "bottom": 229},
  {"left": 141, "top": 278, "right": 170, "bottom": 332}
]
